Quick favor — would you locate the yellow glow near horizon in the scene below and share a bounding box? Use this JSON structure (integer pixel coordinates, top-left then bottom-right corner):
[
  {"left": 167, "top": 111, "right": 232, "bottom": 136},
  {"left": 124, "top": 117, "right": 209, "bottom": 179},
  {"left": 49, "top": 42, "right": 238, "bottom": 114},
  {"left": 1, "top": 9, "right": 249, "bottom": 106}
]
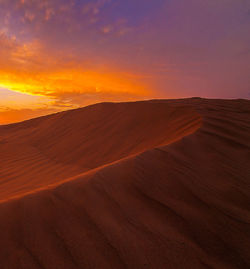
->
[
  {"left": 0, "top": 22, "right": 152, "bottom": 124},
  {"left": 0, "top": 69, "right": 150, "bottom": 99},
  {"left": 0, "top": 67, "right": 152, "bottom": 124}
]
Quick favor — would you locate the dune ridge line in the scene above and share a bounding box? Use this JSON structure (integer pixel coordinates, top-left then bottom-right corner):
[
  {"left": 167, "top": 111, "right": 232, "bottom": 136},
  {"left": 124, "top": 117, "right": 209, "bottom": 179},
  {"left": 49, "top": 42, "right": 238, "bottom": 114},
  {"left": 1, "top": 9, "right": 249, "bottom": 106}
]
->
[{"left": 0, "top": 98, "right": 249, "bottom": 269}]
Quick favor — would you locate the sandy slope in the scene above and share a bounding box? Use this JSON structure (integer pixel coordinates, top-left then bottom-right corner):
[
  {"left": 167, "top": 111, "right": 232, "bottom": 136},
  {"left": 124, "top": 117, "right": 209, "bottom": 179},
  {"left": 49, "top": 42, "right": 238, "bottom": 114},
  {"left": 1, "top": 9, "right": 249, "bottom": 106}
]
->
[
  {"left": 0, "top": 102, "right": 200, "bottom": 201},
  {"left": 0, "top": 98, "right": 249, "bottom": 268}
]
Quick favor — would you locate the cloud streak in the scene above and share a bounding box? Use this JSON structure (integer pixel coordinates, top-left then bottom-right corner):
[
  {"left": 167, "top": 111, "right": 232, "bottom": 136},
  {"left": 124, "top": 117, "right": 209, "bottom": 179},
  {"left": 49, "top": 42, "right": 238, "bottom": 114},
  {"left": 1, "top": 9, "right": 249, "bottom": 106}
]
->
[{"left": 0, "top": 0, "right": 249, "bottom": 123}]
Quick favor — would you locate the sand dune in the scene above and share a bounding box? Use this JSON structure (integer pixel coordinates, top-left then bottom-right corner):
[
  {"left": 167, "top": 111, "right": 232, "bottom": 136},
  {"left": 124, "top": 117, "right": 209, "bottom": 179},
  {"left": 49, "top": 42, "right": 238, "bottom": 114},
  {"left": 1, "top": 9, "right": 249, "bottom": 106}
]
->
[
  {"left": 0, "top": 102, "right": 201, "bottom": 201},
  {"left": 0, "top": 98, "right": 249, "bottom": 268}
]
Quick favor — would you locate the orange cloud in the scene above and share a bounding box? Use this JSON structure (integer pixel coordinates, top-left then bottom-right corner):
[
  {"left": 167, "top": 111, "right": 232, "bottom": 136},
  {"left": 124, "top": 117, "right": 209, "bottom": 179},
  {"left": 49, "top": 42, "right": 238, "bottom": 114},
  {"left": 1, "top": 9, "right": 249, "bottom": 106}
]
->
[
  {"left": 0, "top": 68, "right": 151, "bottom": 123},
  {"left": 0, "top": 31, "right": 153, "bottom": 123},
  {"left": 0, "top": 68, "right": 151, "bottom": 100}
]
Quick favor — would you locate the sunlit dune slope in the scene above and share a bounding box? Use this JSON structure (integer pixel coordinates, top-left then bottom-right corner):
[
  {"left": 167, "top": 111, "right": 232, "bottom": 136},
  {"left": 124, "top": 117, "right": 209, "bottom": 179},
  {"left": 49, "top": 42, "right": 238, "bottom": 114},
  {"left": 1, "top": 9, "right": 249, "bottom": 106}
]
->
[
  {"left": 0, "top": 102, "right": 201, "bottom": 200},
  {"left": 0, "top": 98, "right": 250, "bottom": 269}
]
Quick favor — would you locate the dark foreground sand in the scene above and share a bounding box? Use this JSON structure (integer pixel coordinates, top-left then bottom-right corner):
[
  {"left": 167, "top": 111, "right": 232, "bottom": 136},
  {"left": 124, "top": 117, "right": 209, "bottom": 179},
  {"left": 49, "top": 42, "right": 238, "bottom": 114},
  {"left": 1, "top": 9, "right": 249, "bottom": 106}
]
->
[{"left": 0, "top": 98, "right": 249, "bottom": 268}]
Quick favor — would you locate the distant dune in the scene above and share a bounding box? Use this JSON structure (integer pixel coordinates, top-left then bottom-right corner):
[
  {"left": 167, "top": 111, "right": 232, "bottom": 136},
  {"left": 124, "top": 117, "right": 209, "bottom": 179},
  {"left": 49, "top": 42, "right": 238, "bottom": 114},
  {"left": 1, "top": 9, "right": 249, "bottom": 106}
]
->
[{"left": 0, "top": 98, "right": 249, "bottom": 268}]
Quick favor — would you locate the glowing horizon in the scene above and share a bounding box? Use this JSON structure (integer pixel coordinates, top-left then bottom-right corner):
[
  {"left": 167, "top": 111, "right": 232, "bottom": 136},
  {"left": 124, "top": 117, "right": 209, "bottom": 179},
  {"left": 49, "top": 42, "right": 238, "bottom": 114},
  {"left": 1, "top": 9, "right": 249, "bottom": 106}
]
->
[{"left": 0, "top": 0, "right": 249, "bottom": 124}]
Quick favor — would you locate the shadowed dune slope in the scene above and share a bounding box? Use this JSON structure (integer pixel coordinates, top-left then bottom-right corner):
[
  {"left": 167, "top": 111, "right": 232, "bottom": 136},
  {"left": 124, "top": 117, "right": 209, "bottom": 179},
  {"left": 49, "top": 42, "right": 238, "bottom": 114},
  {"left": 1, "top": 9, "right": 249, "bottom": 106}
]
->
[
  {"left": 0, "top": 98, "right": 250, "bottom": 269},
  {"left": 0, "top": 102, "right": 201, "bottom": 201}
]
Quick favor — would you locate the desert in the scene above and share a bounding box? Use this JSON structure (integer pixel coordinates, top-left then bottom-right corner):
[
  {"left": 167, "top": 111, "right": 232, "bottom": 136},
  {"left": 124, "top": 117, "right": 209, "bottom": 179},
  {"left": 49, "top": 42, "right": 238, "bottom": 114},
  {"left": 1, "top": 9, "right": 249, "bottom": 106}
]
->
[{"left": 0, "top": 98, "right": 249, "bottom": 268}]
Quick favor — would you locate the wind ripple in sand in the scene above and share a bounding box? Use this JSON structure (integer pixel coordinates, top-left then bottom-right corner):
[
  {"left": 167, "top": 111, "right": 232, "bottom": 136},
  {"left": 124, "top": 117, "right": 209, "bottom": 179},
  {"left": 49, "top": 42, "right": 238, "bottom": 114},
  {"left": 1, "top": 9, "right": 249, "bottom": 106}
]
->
[{"left": 0, "top": 98, "right": 249, "bottom": 269}]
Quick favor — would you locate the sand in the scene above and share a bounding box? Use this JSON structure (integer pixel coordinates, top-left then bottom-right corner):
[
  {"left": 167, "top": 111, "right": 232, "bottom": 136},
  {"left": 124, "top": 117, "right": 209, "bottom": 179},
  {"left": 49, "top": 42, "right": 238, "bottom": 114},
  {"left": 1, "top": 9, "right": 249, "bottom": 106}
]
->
[{"left": 0, "top": 98, "right": 249, "bottom": 268}]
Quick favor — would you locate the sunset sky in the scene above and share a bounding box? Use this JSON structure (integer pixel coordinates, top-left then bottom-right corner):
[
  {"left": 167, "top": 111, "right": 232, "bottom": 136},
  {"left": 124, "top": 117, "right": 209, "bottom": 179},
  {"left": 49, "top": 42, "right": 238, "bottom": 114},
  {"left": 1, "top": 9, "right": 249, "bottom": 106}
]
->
[{"left": 0, "top": 0, "right": 249, "bottom": 124}]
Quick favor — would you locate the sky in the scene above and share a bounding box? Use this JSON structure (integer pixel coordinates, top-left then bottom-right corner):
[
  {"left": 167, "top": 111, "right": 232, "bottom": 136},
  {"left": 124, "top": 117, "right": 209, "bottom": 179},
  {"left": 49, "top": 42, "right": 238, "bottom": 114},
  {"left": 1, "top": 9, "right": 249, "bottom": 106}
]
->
[{"left": 0, "top": 0, "right": 249, "bottom": 124}]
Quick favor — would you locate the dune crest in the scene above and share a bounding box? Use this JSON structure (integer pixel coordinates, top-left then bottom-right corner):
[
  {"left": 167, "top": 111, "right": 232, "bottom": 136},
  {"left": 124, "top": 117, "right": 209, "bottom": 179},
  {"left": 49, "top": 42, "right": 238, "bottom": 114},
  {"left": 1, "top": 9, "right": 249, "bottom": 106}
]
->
[
  {"left": 0, "top": 102, "right": 201, "bottom": 201},
  {"left": 0, "top": 98, "right": 249, "bottom": 269}
]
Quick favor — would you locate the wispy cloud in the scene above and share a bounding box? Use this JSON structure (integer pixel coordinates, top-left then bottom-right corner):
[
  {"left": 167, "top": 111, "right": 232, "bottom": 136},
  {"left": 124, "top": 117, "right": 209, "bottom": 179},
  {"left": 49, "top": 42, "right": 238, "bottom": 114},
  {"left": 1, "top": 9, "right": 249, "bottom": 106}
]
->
[
  {"left": 0, "top": 28, "right": 152, "bottom": 121},
  {"left": 0, "top": 0, "right": 249, "bottom": 123}
]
